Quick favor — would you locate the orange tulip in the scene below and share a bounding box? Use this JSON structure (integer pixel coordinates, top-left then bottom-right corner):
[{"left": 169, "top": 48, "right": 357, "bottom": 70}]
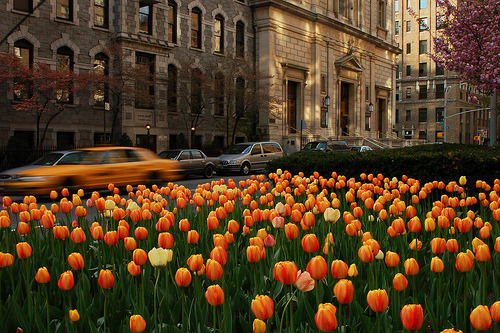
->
[
  {"left": 331, "top": 260, "right": 348, "bottom": 279},
  {"left": 127, "top": 261, "right": 141, "bottom": 276},
  {"left": 17, "top": 222, "right": 29, "bottom": 235},
  {"left": 16, "top": 242, "right": 32, "bottom": 259},
  {"left": 130, "top": 314, "right": 147, "bottom": 332},
  {"left": 475, "top": 244, "right": 491, "bottom": 262},
  {"left": 158, "top": 232, "right": 174, "bottom": 249},
  {"left": 393, "top": 273, "right": 408, "bottom": 292},
  {"left": 210, "top": 246, "right": 227, "bottom": 266},
  {"left": 251, "top": 295, "right": 274, "bottom": 320},
  {"left": 470, "top": 305, "right": 492, "bottom": 331},
  {"left": 205, "top": 284, "right": 224, "bottom": 306},
  {"left": 69, "top": 309, "right": 80, "bottom": 322},
  {"left": 446, "top": 239, "right": 459, "bottom": 253},
  {"left": 206, "top": 258, "right": 223, "bottom": 280},
  {"left": 366, "top": 289, "right": 389, "bottom": 312},
  {"left": 358, "top": 244, "right": 374, "bottom": 263},
  {"left": 174, "top": 267, "right": 192, "bottom": 287},
  {"left": 134, "top": 227, "right": 148, "bottom": 240},
  {"left": 455, "top": 252, "right": 474, "bottom": 272},
  {"left": 68, "top": 252, "right": 84, "bottom": 270},
  {"left": 104, "top": 231, "right": 118, "bottom": 246},
  {"left": 384, "top": 251, "right": 400, "bottom": 267},
  {"left": 430, "top": 238, "right": 446, "bottom": 254},
  {"left": 247, "top": 245, "right": 262, "bottom": 263},
  {"left": 490, "top": 301, "right": 500, "bottom": 322},
  {"left": 404, "top": 258, "right": 419, "bottom": 276},
  {"left": 333, "top": 279, "right": 354, "bottom": 304},
  {"left": 133, "top": 249, "right": 148, "bottom": 266},
  {"left": 58, "top": 270, "right": 75, "bottom": 290},
  {"left": 0, "top": 216, "right": 11, "bottom": 229},
  {"left": 495, "top": 236, "right": 500, "bottom": 253},
  {"left": 91, "top": 225, "right": 103, "bottom": 240},
  {"left": 187, "top": 254, "right": 204, "bottom": 272},
  {"left": 430, "top": 257, "right": 444, "bottom": 273},
  {"left": 284, "top": 223, "right": 299, "bottom": 240},
  {"left": 253, "top": 318, "right": 266, "bottom": 333},
  {"left": 35, "top": 267, "right": 50, "bottom": 284},
  {"left": 401, "top": 304, "right": 424, "bottom": 330},
  {"left": 301, "top": 234, "right": 320, "bottom": 253},
  {"left": 227, "top": 219, "right": 240, "bottom": 233},
  {"left": 124, "top": 237, "right": 137, "bottom": 251},
  {"left": 98, "top": 269, "right": 115, "bottom": 289},
  {"left": 70, "top": 227, "right": 86, "bottom": 244},
  {"left": 0, "top": 252, "right": 14, "bottom": 267},
  {"left": 117, "top": 225, "right": 129, "bottom": 240},
  {"left": 306, "top": 256, "right": 328, "bottom": 280},
  {"left": 273, "top": 261, "right": 298, "bottom": 285},
  {"left": 315, "top": 303, "right": 337, "bottom": 332},
  {"left": 187, "top": 230, "right": 199, "bottom": 244},
  {"left": 207, "top": 216, "right": 219, "bottom": 230}
]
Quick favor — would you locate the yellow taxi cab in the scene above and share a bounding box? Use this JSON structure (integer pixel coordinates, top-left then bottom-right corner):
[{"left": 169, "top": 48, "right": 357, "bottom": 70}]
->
[{"left": 0, "top": 146, "right": 182, "bottom": 195}]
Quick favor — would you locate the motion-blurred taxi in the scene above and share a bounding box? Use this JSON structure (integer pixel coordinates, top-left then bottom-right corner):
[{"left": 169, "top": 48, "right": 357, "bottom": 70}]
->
[{"left": 0, "top": 146, "right": 182, "bottom": 195}]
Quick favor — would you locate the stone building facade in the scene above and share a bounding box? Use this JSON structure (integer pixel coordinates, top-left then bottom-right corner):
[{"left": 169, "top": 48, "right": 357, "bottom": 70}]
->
[
  {"left": 394, "top": 0, "right": 489, "bottom": 144},
  {"left": 1, "top": 0, "right": 399, "bottom": 156}
]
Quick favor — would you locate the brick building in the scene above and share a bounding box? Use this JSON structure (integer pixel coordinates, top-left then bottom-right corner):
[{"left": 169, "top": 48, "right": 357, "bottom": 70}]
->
[
  {"left": 394, "top": 0, "right": 489, "bottom": 144},
  {"left": 1, "top": 0, "right": 400, "bottom": 157}
]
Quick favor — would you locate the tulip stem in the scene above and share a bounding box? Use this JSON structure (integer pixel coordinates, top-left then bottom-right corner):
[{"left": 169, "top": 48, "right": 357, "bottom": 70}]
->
[
  {"left": 213, "top": 305, "right": 217, "bottom": 332},
  {"left": 45, "top": 284, "right": 50, "bottom": 330},
  {"left": 181, "top": 292, "right": 187, "bottom": 333},
  {"left": 480, "top": 262, "right": 487, "bottom": 304},
  {"left": 154, "top": 268, "right": 160, "bottom": 333},
  {"left": 103, "top": 291, "right": 107, "bottom": 332},
  {"left": 279, "top": 288, "right": 297, "bottom": 333}
]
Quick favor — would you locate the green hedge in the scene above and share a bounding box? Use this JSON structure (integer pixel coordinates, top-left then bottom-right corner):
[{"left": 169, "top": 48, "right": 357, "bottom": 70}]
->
[{"left": 267, "top": 144, "right": 500, "bottom": 184}]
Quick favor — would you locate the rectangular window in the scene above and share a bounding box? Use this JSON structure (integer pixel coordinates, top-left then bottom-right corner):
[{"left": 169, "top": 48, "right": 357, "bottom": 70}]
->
[
  {"left": 396, "top": 66, "right": 400, "bottom": 79},
  {"left": 168, "top": 1, "right": 177, "bottom": 43},
  {"left": 406, "top": 21, "right": 411, "bottom": 32},
  {"left": 406, "top": 65, "right": 412, "bottom": 76},
  {"left": 419, "top": 40, "right": 427, "bottom": 54},
  {"left": 395, "top": 0, "right": 399, "bottom": 11},
  {"left": 321, "top": 75, "right": 326, "bottom": 94},
  {"left": 396, "top": 109, "right": 400, "bottom": 123},
  {"left": 321, "top": 106, "right": 328, "bottom": 128},
  {"left": 406, "top": 87, "right": 412, "bottom": 99},
  {"left": 214, "top": 16, "right": 224, "bottom": 53},
  {"left": 395, "top": 21, "right": 400, "bottom": 35},
  {"left": 406, "top": 109, "right": 411, "bottom": 121},
  {"left": 135, "top": 52, "right": 155, "bottom": 109},
  {"left": 436, "top": 107, "right": 444, "bottom": 122},
  {"left": 436, "top": 63, "right": 444, "bottom": 76},
  {"left": 236, "top": 21, "right": 245, "bottom": 57},
  {"left": 419, "top": 18, "right": 428, "bottom": 31},
  {"left": 14, "top": 0, "right": 32, "bottom": 12},
  {"left": 436, "top": 14, "right": 444, "bottom": 29},
  {"left": 407, "top": 0, "right": 411, "bottom": 8},
  {"left": 419, "top": 85, "right": 428, "bottom": 99},
  {"left": 419, "top": 130, "right": 427, "bottom": 140},
  {"left": 167, "top": 65, "right": 177, "bottom": 112},
  {"left": 139, "top": 2, "right": 152, "bottom": 35},
  {"left": 191, "top": 8, "right": 202, "bottom": 49},
  {"left": 406, "top": 43, "right": 411, "bottom": 54},
  {"left": 419, "top": 108, "right": 427, "bottom": 122},
  {"left": 419, "top": 62, "right": 427, "bottom": 77},
  {"left": 436, "top": 83, "right": 445, "bottom": 98},
  {"left": 13, "top": 41, "right": 33, "bottom": 100},
  {"left": 57, "top": 0, "right": 72, "bottom": 20},
  {"left": 419, "top": 0, "right": 427, "bottom": 9},
  {"left": 378, "top": 0, "right": 386, "bottom": 28},
  {"left": 94, "top": 0, "right": 108, "bottom": 28}
]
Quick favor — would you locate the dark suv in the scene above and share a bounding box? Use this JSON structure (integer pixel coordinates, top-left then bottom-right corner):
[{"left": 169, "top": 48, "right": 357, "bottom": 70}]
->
[{"left": 300, "top": 140, "right": 350, "bottom": 152}]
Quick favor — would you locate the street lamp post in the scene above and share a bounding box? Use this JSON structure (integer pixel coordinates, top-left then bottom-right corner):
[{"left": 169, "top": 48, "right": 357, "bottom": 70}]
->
[{"left": 146, "top": 123, "right": 151, "bottom": 150}]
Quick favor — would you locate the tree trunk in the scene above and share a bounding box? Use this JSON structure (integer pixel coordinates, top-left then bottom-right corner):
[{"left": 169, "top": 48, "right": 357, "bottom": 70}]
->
[{"left": 490, "top": 92, "right": 497, "bottom": 146}]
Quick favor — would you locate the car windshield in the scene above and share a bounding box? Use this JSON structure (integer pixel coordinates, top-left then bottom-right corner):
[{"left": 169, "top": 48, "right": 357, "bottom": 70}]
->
[
  {"left": 31, "top": 153, "right": 65, "bottom": 166},
  {"left": 351, "top": 146, "right": 361, "bottom": 151},
  {"left": 159, "top": 151, "right": 181, "bottom": 159},
  {"left": 225, "top": 144, "right": 251, "bottom": 154},
  {"left": 302, "top": 142, "right": 324, "bottom": 151},
  {"left": 57, "top": 151, "right": 88, "bottom": 164}
]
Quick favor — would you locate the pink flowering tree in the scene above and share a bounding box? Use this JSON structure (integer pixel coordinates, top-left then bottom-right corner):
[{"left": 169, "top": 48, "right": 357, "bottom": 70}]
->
[{"left": 431, "top": 0, "right": 500, "bottom": 144}]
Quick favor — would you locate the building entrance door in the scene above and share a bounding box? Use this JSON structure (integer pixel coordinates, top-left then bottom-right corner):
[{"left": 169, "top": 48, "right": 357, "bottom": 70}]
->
[{"left": 287, "top": 81, "right": 298, "bottom": 134}]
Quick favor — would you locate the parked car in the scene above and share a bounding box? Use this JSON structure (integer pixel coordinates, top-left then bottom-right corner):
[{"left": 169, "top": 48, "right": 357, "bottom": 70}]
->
[
  {"left": 158, "top": 149, "right": 219, "bottom": 178},
  {"left": 217, "top": 142, "right": 284, "bottom": 175},
  {"left": 300, "top": 140, "right": 350, "bottom": 152},
  {"left": 350, "top": 145, "right": 373, "bottom": 152},
  {"left": 0, "top": 147, "right": 182, "bottom": 195}
]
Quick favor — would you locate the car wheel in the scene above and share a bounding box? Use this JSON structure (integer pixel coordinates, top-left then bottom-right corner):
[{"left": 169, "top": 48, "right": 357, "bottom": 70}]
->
[
  {"left": 147, "top": 172, "right": 162, "bottom": 188},
  {"left": 204, "top": 165, "right": 214, "bottom": 179},
  {"left": 241, "top": 163, "right": 251, "bottom": 176},
  {"left": 62, "top": 177, "right": 77, "bottom": 195}
]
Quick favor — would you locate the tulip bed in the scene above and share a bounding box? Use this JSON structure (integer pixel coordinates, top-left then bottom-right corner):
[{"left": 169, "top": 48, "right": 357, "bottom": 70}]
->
[{"left": 1, "top": 172, "right": 500, "bottom": 332}]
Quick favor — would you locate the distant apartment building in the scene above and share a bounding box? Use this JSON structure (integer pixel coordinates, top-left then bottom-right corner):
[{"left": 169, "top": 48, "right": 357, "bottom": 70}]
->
[
  {"left": 0, "top": 0, "right": 400, "bottom": 157},
  {"left": 394, "top": 0, "right": 488, "bottom": 144}
]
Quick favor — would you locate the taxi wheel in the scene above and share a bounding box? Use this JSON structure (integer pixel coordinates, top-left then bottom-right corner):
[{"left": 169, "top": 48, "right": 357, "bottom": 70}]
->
[
  {"left": 204, "top": 165, "right": 214, "bottom": 179},
  {"left": 241, "top": 163, "right": 251, "bottom": 176},
  {"left": 62, "top": 178, "right": 77, "bottom": 194},
  {"left": 147, "top": 172, "right": 162, "bottom": 188}
]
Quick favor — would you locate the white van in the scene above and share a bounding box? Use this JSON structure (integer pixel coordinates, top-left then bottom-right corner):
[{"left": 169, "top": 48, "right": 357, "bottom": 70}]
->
[{"left": 217, "top": 142, "right": 284, "bottom": 175}]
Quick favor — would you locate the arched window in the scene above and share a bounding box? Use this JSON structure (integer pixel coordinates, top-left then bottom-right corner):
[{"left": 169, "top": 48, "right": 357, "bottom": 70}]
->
[
  {"left": 168, "top": 1, "right": 177, "bottom": 43},
  {"left": 214, "top": 14, "right": 224, "bottom": 53},
  {"left": 236, "top": 21, "right": 244, "bottom": 58},
  {"left": 191, "top": 7, "right": 202, "bottom": 49},
  {"left": 93, "top": 52, "right": 109, "bottom": 105},
  {"left": 191, "top": 68, "right": 202, "bottom": 113},
  {"left": 214, "top": 72, "right": 224, "bottom": 116},
  {"left": 13, "top": 39, "right": 33, "bottom": 100},
  {"left": 167, "top": 64, "right": 177, "bottom": 112},
  {"left": 56, "top": 46, "right": 74, "bottom": 103}
]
